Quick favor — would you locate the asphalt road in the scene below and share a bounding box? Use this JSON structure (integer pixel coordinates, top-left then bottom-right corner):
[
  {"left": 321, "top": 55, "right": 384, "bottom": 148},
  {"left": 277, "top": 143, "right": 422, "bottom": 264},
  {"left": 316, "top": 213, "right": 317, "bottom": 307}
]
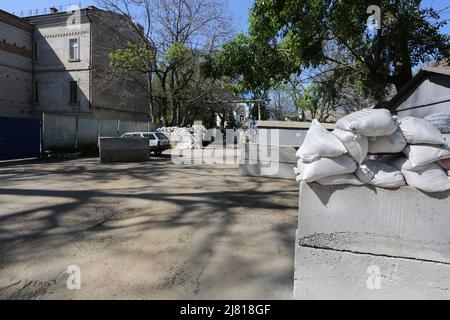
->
[{"left": 0, "top": 151, "right": 298, "bottom": 299}]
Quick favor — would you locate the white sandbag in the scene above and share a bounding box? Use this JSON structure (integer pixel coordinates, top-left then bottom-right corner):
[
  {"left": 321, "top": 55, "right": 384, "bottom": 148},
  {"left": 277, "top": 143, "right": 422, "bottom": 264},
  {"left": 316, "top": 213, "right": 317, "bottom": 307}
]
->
[
  {"left": 424, "top": 108, "right": 450, "bottom": 134},
  {"left": 398, "top": 116, "right": 446, "bottom": 145},
  {"left": 368, "top": 129, "right": 407, "bottom": 154},
  {"left": 295, "top": 155, "right": 357, "bottom": 182},
  {"left": 355, "top": 160, "right": 405, "bottom": 188},
  {"left": 391, "top": 158, "right": 450, "bottom": 193},
  {"left": 403, "top": 144, "right": 450, "bottom": 168},
  {"left": 332, "top": 129, "right": 368, "bottom": 164},
  {"left": 336, "top": 108, "right": 397, "bottom": 136},
  {"left": 296, "top": 120, "right": 347, "bottom": 163},
  {"left": 316, "top": 174, "right": 365, "bottom": 186}
]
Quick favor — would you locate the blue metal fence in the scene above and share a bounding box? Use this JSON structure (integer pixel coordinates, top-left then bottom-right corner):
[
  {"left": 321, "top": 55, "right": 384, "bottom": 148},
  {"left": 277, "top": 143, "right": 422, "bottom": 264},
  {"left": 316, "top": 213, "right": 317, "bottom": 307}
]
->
[{"left": 0, "top": 117, "right": 41, "bottom": 161}]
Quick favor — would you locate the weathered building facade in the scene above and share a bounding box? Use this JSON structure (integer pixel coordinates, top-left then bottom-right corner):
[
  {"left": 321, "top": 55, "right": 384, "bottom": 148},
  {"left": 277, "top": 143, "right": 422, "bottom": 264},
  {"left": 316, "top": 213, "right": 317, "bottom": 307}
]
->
[
  {"left": 0, "top": 10, "right": 34, "bottom": 118},
  {"left": 0, "top": 6, "right": 149, "bottom": 122}
]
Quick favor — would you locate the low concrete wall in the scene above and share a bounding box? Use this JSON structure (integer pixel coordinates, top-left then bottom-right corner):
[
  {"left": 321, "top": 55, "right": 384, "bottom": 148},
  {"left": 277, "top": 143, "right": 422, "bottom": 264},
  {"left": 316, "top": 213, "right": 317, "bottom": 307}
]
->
[
  {"left": 294, "top": 182, "right": 450, "bottom": 299},
  {"left": 44, "top": 114, "right": 158, "bottom": 149},
  {"left": 239, "top": 143, "right": 297, "bottom": 179},
  {"left": 256, "top": 121, "right": 335, "bottom": 147},
  {"left": 242, "top": 122, "right": 335, "bottom": 180},
  {"left": 99, "top": 137, "right": 150, "bottom": 162}
]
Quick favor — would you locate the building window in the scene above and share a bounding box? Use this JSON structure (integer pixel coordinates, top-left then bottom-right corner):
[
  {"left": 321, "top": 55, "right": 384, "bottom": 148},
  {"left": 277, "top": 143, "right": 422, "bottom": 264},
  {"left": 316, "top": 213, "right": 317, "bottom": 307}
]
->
[
  {"left": 69, "top": 38, "right": 79, "bottom": 61},
  {"left": 69, "top": 81, "right": 78, "bottom": 103},
  {"left": 34, "top": 82, "right": 39, "bottom": 103}
]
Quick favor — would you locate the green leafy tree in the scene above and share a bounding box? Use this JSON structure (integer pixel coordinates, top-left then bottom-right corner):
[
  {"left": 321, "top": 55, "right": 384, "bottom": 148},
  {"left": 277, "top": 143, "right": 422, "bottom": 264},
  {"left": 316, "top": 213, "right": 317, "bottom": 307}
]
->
[
  {"left": 208, "top": 0, "right": 449, "bottom": 113},
  {"left": 110, "top": 43, "right": 157, "bottom": 121},
  {"left": 201, "top": 33, "right": 299, "bottom": 113},
  {"left": 101, "top": 0, "right": 234, "bottom": 125},
  {"left": 248, "top": 0, "right": 449, "bottom": 101}
]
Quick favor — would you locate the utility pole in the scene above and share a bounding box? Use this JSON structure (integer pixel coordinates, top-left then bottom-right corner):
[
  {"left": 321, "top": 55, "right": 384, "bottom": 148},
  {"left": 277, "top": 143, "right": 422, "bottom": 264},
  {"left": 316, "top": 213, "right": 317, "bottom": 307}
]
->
[{"left": 257, "top": 101, "right": 261, "bottom": 121}]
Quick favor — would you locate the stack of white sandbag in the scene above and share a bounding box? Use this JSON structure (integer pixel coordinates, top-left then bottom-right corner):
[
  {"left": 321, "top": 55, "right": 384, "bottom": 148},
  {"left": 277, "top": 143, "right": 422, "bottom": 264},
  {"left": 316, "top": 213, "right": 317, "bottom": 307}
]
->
[
  {"left": 388, "top": 116, "right": 450, "bottom": 192},
  {"left": 157, "top": 125, "right": 206, "bottom": 149},
  {"left": 294, "top": 120, "right": 360, "bottom": 186},
  {"left": 346, "top": 109, "right": 406, "bottom": 188},
  {"left": 294, "top": 108, "right": 450, "bottom": 192}
]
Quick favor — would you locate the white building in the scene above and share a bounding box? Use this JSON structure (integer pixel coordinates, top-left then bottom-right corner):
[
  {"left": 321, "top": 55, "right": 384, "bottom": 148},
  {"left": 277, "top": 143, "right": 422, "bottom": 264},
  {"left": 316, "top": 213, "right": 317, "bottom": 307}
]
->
[{"left": 0, "top": 6, "right": 150, "bottom": 121}]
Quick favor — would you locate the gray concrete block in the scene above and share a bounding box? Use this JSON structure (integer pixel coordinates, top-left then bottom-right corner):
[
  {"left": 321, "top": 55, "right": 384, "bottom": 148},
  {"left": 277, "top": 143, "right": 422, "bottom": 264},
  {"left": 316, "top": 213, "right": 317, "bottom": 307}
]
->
[
  {"left": 239, "top": 164, "right": 260, "bottom": 177},
  {"left": 241, "top": 143, "right": 297, "bottom": 163},
  {"left": 298, "top": 182, "right": 450, "bottom": 263},
  {"left": 240, "top": 162, "right": 296, "bottom": 180},
  {"left": 256, "top": 121, "right": 335, "bottom": 147},
  {"left": 294, "top": 182, "right": 450, "bottom": 299},
  {"left": 239, "top": 143, "right": 297, "bottom": 180},
  {"left": 294, "top": 246, "right": 450, "bottom": 300},
  {"left": 260, "top": 162, "right": 296, "bottom": 179},
  {"left": 99, "top": 137, "right": 150, "bottom": 162}
]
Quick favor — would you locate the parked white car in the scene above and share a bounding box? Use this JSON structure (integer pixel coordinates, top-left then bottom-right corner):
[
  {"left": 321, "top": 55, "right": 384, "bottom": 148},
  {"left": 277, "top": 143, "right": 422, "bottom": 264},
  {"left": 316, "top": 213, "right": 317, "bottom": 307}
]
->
[{"left": 120, "top": 132, "right": 171, "bottom": 155}]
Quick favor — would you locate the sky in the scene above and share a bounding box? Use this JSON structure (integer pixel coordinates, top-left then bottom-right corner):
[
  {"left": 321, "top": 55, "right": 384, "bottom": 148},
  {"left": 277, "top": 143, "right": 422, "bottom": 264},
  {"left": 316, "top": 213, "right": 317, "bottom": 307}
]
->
[
  {"left": 0, "top": 0, "right": 448, "bottom": 34},
  {"left": 0, "top": 0, "right": 253, "bottom": 31}
]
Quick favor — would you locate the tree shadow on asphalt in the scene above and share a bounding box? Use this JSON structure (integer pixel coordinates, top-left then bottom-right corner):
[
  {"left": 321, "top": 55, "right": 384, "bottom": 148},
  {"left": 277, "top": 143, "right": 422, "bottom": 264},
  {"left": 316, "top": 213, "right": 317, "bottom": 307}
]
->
[{"left": 0, "top": 157, "right": 298, "bottom": 299}]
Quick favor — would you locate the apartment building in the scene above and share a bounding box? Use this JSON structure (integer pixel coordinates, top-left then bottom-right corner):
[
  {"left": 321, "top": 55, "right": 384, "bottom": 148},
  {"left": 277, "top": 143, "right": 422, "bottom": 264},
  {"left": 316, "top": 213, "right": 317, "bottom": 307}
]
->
[{"left": 0, "top": 6, "right": 149, "bottom": 122}]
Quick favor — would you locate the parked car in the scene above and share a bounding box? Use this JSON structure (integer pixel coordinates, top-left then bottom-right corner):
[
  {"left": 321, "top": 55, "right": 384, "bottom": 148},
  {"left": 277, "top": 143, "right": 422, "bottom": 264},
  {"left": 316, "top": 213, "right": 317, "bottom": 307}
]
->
[{"left": 120, "top": 132, "right": 171, "bottom": 155}]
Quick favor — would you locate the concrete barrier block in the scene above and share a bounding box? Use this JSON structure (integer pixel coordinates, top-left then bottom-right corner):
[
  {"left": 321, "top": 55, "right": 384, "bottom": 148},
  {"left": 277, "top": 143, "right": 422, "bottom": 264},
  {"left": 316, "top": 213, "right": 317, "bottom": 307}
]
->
[
  {"left": 294, "top": 182, "right": 450, "bottom": 299},
  {"left": 240, "top": 162, "right": 296, "bottom": 180},
  {"left": 99, "top": 137, "right": 150, "bottom": 162},
  {"left": 241, "top": 143, "right": 297, "bottom": 163},
  {"left": 239, "top": 143, "right": 297, "bottom": 180},
  {"left": 297, "top": 182, "right": 450, "bottom": 262},
  {"left": 294, "top": 246, "right": 450, "bottom": 300},
  {"left": 239, "top": 164, "right": 260, "bottom": 176}
]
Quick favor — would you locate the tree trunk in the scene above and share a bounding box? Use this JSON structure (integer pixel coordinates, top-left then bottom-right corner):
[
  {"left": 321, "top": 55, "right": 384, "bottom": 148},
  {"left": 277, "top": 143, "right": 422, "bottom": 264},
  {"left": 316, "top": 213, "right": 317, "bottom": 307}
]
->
[
  {"left": 147, "top": 75, "right": 155, "bottom": 123},
  {"left": 392, "top": 60, "right": 413, "bottom": 93}
]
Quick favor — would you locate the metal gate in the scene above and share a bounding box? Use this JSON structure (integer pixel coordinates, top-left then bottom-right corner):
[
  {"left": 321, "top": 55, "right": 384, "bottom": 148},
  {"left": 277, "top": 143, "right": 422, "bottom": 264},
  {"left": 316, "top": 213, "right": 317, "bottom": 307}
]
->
[{"left": 0, "top": 117, "right": 41, "bottom": 161}]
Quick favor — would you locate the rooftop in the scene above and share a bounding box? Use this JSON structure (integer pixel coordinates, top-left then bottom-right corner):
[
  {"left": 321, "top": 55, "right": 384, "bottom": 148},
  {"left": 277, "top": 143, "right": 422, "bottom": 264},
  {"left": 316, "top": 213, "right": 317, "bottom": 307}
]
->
[
  {"left": 0, "top": 9, "right": 33, "bottom": 32},
  {"left": 377, "top": 61, "right": 450, "bottom": 110}
]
